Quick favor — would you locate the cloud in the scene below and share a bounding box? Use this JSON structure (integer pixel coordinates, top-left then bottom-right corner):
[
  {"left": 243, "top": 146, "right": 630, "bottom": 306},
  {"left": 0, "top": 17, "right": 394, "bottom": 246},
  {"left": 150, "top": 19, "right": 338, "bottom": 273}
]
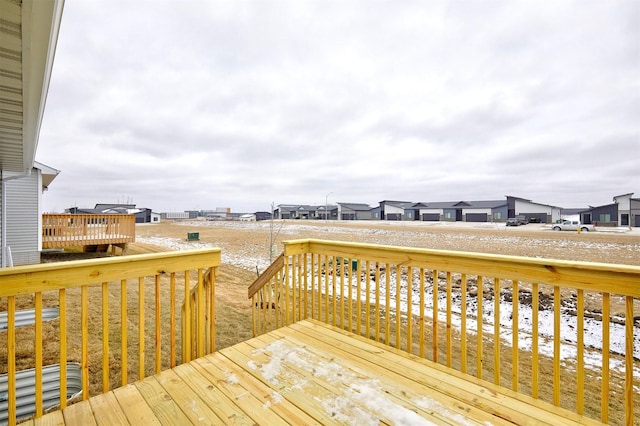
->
[{"left": 38, "top": 0, "right": 639, "bottom": 213}]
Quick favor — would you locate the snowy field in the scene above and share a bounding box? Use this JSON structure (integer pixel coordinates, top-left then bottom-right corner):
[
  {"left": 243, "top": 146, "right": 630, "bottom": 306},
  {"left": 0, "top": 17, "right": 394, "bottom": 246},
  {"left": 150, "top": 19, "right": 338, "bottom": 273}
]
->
[{"left": 137, "top": 220, "right": 640, "bottom": 393}]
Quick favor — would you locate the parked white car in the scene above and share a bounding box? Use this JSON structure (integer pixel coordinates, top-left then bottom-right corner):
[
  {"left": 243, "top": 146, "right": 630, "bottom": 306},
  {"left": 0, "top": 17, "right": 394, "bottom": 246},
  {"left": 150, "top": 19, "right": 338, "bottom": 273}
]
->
[{"left": 552, "top": 220, "right": 595, "bottom": 232}]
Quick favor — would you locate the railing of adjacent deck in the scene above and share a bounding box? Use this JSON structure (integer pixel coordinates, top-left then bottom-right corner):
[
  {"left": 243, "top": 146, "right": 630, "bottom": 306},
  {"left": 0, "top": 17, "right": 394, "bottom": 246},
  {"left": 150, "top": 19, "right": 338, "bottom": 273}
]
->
[
  {"left": 0, "top": 248, "right": 220, "bottom": 425},
  {"left": 249, "top": 239, "right": 640, "bottom": 425},
  {"left": 42, "top": 214, "right": 136, "bottom": 248}
]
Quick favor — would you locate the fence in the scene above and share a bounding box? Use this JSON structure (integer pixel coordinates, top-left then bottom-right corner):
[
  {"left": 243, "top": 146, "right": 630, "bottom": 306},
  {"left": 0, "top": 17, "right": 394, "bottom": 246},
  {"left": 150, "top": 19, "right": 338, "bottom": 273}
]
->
[
  {"left": 0, "top": 248, "right": 220, "bottom": 425},
  {"left": 249, "top": 239, "right": 639, "bottom": 425}
]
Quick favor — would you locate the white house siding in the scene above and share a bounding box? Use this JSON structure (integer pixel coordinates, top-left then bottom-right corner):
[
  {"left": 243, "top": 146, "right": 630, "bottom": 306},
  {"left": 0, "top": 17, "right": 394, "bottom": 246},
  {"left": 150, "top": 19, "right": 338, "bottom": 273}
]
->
[
  {"left": 5, "top": 170, "right": 41, "bottom": 265},
  {"left": 613, "top": 194, "right": 632, "bottom": 226},
  {"left": 514, "top": 200, "right": 560, "bottom": 223},
  {"left": 462, "top": 208, "right": 492, "bottom": 215},
  {"left": 419, "top": 208, "right": 442, "bottom": 215}
]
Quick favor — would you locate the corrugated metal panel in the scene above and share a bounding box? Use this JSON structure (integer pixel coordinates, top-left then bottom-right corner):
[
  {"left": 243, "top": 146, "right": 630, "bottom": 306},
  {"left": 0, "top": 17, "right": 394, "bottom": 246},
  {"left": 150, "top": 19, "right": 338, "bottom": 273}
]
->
[
  {"left": 0, "top": 363, "right": 82, "bottom": 424},
  {"left": 5, "top": 171, "right": 39, "bottom": 266},
  {"left": 0, "top": 308, "right": 59, "bottom": 331}
]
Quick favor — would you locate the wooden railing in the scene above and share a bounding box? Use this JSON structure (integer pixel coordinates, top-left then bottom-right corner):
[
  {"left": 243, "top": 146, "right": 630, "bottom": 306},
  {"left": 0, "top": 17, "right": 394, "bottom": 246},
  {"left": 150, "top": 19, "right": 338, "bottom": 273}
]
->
[
  {"left": 42, "top": 214, "right": 136, "bottom": 248},
  {"left": 0, "top": 248, "right": 220, "bottom": 425},
  {"left": 249, "top": 239, "right": 640, "bottom": 425},
  {"left": 182, "top": 267, "right": 217, "bottom": 362}
]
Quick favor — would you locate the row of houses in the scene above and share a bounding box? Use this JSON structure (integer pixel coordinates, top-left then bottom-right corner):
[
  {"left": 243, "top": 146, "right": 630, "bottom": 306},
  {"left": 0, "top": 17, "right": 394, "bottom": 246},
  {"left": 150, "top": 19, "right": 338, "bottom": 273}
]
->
[{"left": 273, "top": 194, "right": 640, "bottom": 227}]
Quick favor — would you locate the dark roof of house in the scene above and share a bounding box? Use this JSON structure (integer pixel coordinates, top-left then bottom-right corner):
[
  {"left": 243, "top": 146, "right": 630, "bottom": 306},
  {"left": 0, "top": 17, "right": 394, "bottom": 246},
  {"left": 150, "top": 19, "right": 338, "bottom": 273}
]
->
[
  {"left": 338, "top": 203, "right": 372, "bottom": 210},
  {"left": 381, "top": 201, "right": 415, "bottom": 209},
  {"left": 414, "top": 200, "right": 506, "bottom": 209},
  {"left": 94, "top": 203, "right": 136, "bottom": 209}
]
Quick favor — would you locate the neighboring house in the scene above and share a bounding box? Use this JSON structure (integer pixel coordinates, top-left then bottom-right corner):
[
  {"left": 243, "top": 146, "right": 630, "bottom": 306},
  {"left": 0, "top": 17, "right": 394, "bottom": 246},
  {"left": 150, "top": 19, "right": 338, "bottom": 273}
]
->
[
  {"left": 274, "top": 204, "right": 337, "bottom": 220},
  {"left": 370, "top": 206, "right": 382, "bottom": 220},
  {"left": 162, "top": 212, "right": 189, "bottom": 220},
  {"left": 4, "top": 162, "right": 60, "bottom": 265},
  {"left": 613, "top": 193, "right": 640, "bottom": 227},
  {"left": 413, "top": 200, "right": 507, "bottom": 222},
  {"left": 0, "top": 1, "right": 64, "bottom": 267},
  {"left": 579, "top": 203, "right": 617, "bottom": 226},
  {"left": 68, "top": 204, "right": 157, "bottom": 224},
  {"left": 316, "top": 205, "right": 337, "bottom": 220},
  {"left": 150, "top": 212, "right": 161, "bottom": 223},
  {"left": 255, "top": 211, "right": 272, "bottom": 221},
  {"left": 506, "top": 196, "right": 561, "bottom": 224},
  {"left": 378, "top": 201, "right": 415, "bottom": 221},
  {"left": 297, "top": 205, "right": 318, "bottom": 220},
  {"left": 273, "top": 204, "right": 298, "bottom": 219},
  {"left": 239, "top": 213, "right": 256, "bottom": 221},
  {"left": 337, "top": 203, "right": 372, "bottom": 220}
]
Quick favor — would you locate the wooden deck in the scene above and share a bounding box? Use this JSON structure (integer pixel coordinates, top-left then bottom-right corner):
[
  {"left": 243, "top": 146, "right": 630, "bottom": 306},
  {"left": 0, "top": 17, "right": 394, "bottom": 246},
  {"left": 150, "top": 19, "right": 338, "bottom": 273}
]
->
[{"left": 25, "top": 320, "right": 603, "bottom": 425}]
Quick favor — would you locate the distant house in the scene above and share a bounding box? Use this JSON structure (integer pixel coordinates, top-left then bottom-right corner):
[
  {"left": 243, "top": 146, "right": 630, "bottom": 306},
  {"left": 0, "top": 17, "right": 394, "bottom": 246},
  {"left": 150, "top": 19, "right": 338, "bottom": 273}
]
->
[
  {"left": 414, "top": 200, "right": 508, "bottom": 222},
  {"left": 239, "top": 213, "right": 256, "bottom": 221},
  {"left": 613, "top": 193, "right": 640, "bottom": 227},
  {"left": 68, "top": 204, "right": 157, "bottom": 224},
  {"left": 297, "top": 205, "right": 318, "bottom": 220},
  {"left": 378, "top": 201, "right": 415, "bottom": 221},
  {"left": 337, "top": 203, "right": 372, "bottom": 220},
  {"left": 316, "top": 205, "right": 337, "bottom": 220},
  {"left": 255, "top": 211, "right": 272, "bottom": 221},
  {"left": 274, "top": 204, "right": 337, "bottom": 220},
  {"left": 579, "top": 203, "right": 617, "bottom": 226},
  {"left": 163, "top": 212, "right": 190, "bottom": 220},
  {"left": 4, "top": 162, "right": 60, "bottom": 265},
  {"left": 506, "top": 196, "right": 561, "bottom": 224},
  {"left": 273, "top": 204, "right": 299, "bottom": 219}
]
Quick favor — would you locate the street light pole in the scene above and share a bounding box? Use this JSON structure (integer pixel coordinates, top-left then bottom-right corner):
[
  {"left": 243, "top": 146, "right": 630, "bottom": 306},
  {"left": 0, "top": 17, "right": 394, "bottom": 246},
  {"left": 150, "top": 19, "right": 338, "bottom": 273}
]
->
[{"left": 325, "top": 192, "right": 333, "bottom": 222}]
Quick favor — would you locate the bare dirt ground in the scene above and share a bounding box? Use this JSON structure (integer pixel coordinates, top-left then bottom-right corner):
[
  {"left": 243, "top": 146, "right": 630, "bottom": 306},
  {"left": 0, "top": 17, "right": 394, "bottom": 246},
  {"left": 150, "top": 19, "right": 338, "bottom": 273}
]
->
[{"left": 133, "top": 219, "right": 640, "bottom": 266}]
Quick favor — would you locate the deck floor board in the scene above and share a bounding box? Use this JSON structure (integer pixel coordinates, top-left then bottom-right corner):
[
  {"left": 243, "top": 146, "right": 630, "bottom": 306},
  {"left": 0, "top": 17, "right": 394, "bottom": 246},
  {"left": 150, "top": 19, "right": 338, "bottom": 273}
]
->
[
  {"left": 88, "top": 392, "right": 131, "bottom": 426},
  {"left": 33, "top": 319, "right": 604, "bottom": 425}
]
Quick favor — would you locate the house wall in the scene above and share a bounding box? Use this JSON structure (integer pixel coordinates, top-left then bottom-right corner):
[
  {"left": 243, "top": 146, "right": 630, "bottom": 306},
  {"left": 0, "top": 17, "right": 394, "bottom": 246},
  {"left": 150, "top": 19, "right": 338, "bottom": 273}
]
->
[
  {"left": 384, "top": 205, "right": 404, "bottom": 221},
  {"left": 442, "top": 209, "right": 456, "bottom": 221},
  {"left": 355, "top": 211, "right": 372, "bottom": 220},
  {"left": 514, "top": 200, "right": 560, "bottom": 223},
  {"left": 584, "top": 204, "right": 618, "bottom": 226},
  {"left": 613, "top": 194, "right": 635, "bottom": 226},
  {"left": 462, "top": 208, "right": 491, "bottom": 215},
  {"left": 4, "top": 170, "right": 41, "bottom": 265},
  {"left": 631, "top": 199, "right": 640, "bottom": 227},
  {"left": 492, "top": 206, "right": 508, "bottom": 221}
]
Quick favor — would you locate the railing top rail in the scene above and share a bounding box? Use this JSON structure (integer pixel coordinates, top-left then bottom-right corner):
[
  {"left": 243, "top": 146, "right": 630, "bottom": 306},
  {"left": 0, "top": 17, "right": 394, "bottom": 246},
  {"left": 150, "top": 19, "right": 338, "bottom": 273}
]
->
[
  {"left": 0, "top": 248, "right": 221, "bottom": 297},
  {"left": 282, "top": 239, "right": 640, "bottom": 297},
  {"left": 248, "top": 253, "right": 285, "bottom": 299}
]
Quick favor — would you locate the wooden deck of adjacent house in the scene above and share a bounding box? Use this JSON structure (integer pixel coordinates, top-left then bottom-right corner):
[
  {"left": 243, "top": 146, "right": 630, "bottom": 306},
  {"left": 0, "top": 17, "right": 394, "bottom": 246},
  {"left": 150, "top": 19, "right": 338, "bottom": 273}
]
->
[
  {"left": 41, "top": 214, "right": 135, "bottom": 251},
  {"left": 25, "top": 320, "right": 602, "bottom": 426}
]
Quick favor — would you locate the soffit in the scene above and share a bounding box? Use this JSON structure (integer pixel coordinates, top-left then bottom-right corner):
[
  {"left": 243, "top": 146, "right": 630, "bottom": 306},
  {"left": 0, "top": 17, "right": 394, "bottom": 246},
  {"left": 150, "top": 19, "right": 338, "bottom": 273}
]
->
[
  {"left": 0, "top": 0, "right": 24, "bottom": 172},
  {"left": 0, "top": 0, "right": 64, "bottom": 173}
]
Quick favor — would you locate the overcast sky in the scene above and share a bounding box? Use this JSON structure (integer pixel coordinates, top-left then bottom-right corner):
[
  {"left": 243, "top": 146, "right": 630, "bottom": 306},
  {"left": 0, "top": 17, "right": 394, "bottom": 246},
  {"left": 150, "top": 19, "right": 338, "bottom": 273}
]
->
[{"left": 38, "top": 0, "right": 639, "bottom": 213}]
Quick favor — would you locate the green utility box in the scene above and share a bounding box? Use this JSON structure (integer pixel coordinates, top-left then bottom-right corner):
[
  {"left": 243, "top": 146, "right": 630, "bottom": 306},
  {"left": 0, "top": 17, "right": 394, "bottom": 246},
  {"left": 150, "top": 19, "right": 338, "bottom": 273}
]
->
[{"left": 187, "top": 232, "right": 199, "bottom": 241}]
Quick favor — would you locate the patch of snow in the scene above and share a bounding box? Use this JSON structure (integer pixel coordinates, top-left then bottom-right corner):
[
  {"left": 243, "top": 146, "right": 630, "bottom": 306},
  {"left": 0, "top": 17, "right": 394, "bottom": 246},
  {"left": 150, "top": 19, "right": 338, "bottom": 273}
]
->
[
  {"left": 250, "top": 339, "right": 478, "bottom": 424},
  {"left": 224, "top": 371, "right": 239, "bottom": 385}
]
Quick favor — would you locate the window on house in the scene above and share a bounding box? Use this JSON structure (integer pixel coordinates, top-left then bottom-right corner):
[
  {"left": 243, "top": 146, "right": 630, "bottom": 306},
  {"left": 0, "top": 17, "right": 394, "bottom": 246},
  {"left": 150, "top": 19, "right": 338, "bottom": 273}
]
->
[
  {"left": 493, "top": 212, "right": 502, "bottom": 220},
  {"left": 444, "top": 212, "right": 452, "bottom": 219},
  {"left": 599, "top": 214, "right": 611, "bottom": 222}
]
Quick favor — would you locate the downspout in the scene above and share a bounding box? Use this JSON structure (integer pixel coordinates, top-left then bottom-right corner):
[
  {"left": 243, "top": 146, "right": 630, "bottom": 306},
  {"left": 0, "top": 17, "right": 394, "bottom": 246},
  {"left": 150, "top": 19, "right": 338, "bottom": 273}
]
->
[{"left": 1, "top": 169, "right": 33, "bottom": 267}]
